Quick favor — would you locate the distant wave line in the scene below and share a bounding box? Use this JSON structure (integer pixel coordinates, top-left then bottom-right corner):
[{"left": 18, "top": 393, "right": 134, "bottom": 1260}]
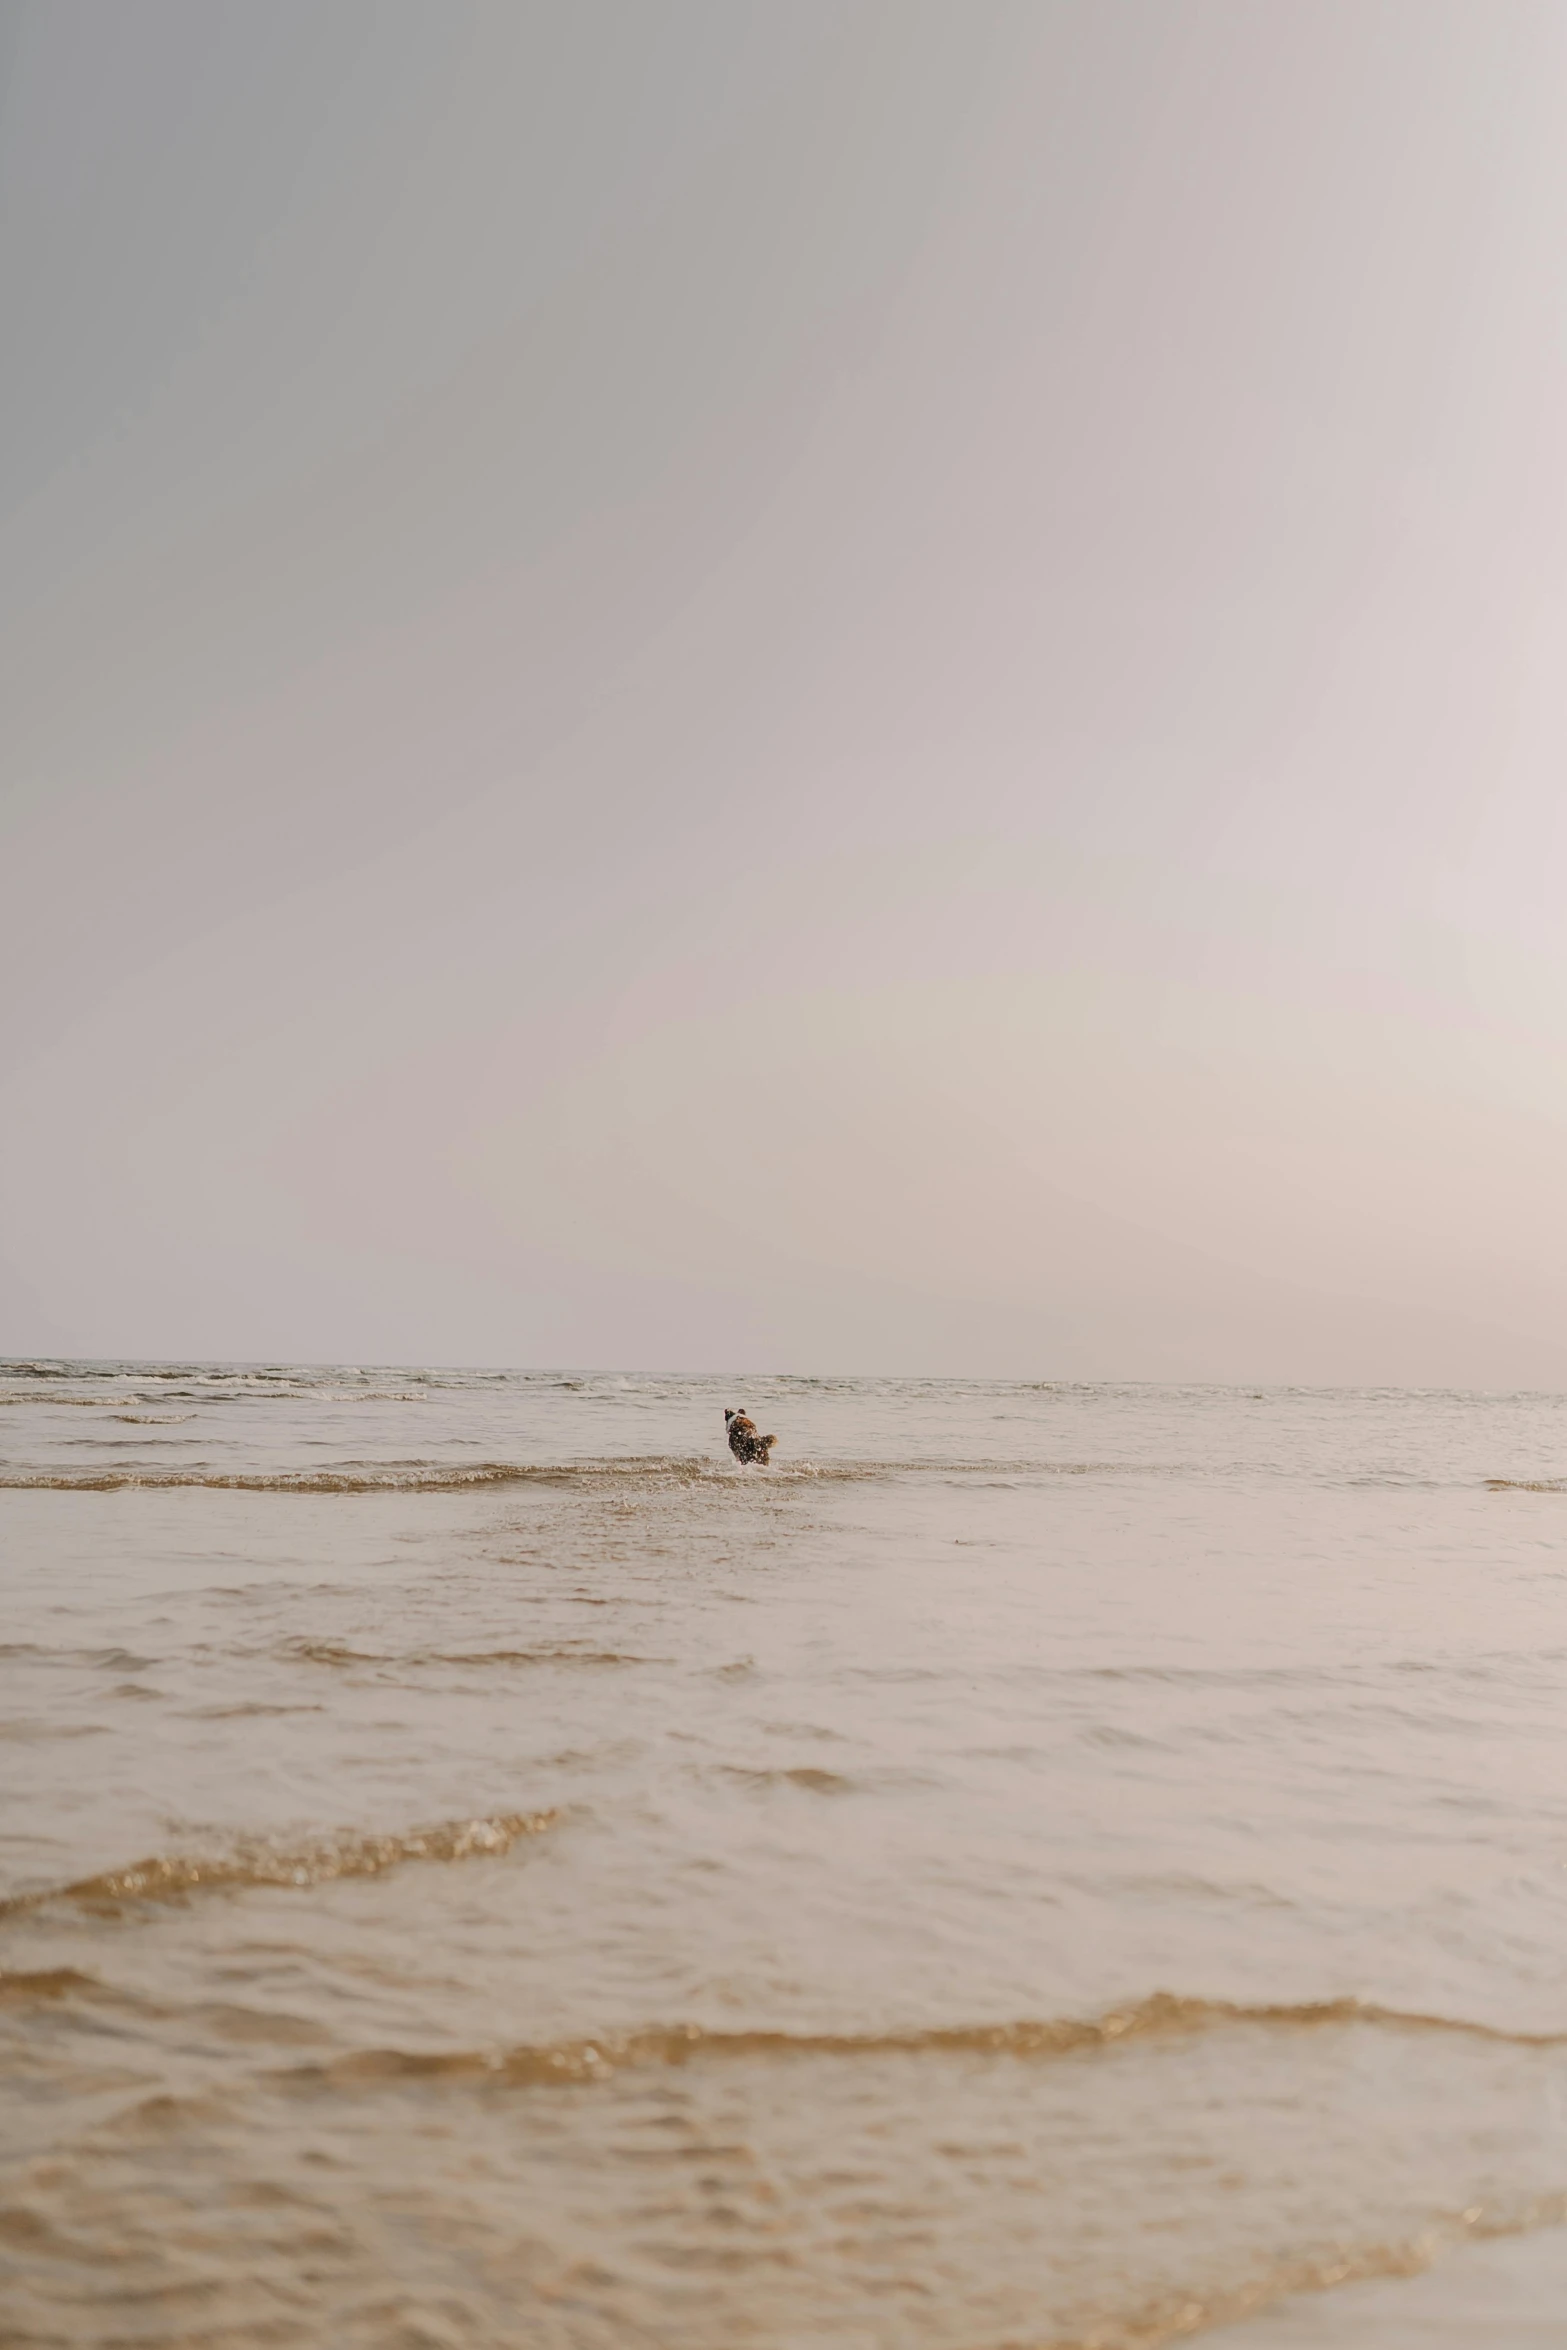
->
[
  {"left": 0, "top": 1455, "right": 1182, "bottom": 1491},
  {"left": 273, "top": 1636, "right": 658, "bottom": 1669}
]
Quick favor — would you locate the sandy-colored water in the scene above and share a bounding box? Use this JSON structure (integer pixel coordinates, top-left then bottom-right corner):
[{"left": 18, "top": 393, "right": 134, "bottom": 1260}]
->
[{"left": 4, "top": 1363, "right": 1567, "bottom": 2346}]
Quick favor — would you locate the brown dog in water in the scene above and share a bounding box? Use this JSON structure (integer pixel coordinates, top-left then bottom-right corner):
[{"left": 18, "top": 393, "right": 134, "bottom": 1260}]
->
[{"left": 725, "top": 1408, "right": 776, "bottom": 1467}]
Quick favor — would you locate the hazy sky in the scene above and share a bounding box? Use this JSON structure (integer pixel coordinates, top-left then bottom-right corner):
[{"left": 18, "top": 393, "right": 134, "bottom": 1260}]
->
[{"left": 5, "top": 0, "right": 1567, "bottom": 1380}]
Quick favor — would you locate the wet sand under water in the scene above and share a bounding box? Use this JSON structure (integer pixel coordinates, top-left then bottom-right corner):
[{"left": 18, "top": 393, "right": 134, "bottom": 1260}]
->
[{"left": 5, "top": 1366, "right": 1567, "bottom": 2345}]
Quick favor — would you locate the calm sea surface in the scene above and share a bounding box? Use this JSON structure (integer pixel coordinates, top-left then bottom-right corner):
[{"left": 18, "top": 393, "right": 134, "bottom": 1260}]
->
[{"left": 5, "top": 1364, "right": 1567, "bottom": 2347}]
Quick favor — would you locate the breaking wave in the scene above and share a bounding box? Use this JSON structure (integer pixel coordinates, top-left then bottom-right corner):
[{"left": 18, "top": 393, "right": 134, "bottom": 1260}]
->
[
  {"left": 273, "top": 1990, "right": 1567, "bottom": 2093},
  {"left": 0, "top": 1811, "right": 557, "bottom": 1918},
  {"left": 0, "top": 1394, "right": 114, "bottom": 1407},
  {"left": 1069, "top": 2198, "right": 1567, "bottom": 2350}
]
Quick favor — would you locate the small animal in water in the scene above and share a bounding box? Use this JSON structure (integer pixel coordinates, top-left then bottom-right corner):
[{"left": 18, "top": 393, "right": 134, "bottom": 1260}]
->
[{"left": 725, "top": 1407, "right": 776, "bottom": 1466}]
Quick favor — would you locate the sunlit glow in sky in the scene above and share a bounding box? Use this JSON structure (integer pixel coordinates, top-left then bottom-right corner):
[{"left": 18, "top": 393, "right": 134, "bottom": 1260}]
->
[{"left": 4, "top": 1, "right": 1567, "bottom": 1379}]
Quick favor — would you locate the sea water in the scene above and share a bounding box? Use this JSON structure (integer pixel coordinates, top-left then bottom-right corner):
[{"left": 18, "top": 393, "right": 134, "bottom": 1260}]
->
[{"left": 4, "top": 1363, "right": 1567, "bottom": 2346}]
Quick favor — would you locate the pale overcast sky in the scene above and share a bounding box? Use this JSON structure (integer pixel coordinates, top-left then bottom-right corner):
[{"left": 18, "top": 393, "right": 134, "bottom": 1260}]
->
[{"left": 5, "top": 0, "right": 1567, "bottom": 1380}]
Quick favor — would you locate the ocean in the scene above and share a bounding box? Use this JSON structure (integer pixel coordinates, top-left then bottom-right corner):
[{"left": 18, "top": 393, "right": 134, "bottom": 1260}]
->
[{"left": 4, "top": 1362, "right": 1567, "bottom": 2347}]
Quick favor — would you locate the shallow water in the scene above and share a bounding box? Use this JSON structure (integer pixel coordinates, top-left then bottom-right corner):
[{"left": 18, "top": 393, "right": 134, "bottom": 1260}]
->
[{"left": 4, "top": 1364, "right": 1567, "bottom": 2345}]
